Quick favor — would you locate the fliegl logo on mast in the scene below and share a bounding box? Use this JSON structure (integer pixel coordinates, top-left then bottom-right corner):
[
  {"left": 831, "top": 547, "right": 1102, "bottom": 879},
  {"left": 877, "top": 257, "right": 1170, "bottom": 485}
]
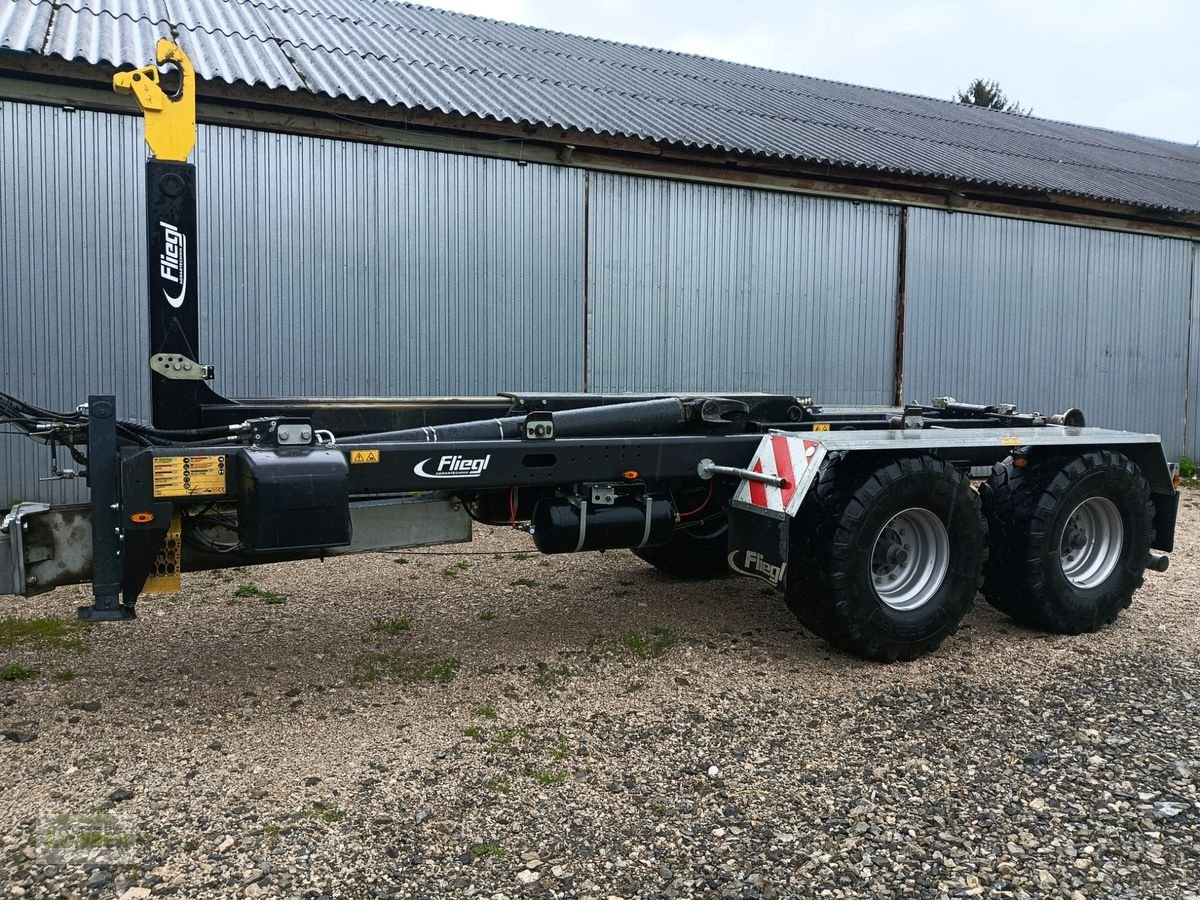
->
[{"left": 159, "top": 220, "right": 187, "bottom": 308}]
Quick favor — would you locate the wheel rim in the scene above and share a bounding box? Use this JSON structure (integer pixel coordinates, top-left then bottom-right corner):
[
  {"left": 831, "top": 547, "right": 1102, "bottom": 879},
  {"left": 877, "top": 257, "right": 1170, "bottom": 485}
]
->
[
  {"left": 870, "top": 507, "right": 950, "bottom": 611},
  {"left": 1059, "top": 496, "right": 1124, "bottom": 589}
]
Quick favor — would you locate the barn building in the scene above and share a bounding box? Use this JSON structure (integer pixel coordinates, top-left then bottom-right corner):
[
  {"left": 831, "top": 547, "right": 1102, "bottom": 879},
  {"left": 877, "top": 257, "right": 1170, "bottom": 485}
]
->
[{"left": 1, "top": 0, "right": 1198, "bottom": 502}]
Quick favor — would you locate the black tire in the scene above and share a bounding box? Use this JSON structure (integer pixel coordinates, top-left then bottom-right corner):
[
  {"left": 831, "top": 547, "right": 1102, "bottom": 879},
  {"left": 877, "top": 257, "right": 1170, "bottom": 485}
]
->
[
  {"left": 979, "top": 451, "right": 1153, "bottom": 634},
  {"left": 786, "top": 454, "right": 987, "bottom": 662},
  {"left": 634, "top": 518, "right": 730, "bottom": 580}
]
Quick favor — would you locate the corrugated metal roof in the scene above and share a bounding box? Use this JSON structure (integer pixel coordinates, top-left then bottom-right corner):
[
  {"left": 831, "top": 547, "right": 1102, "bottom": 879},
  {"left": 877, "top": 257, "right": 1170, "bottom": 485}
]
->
[{"left": 3, "top": 0, "right": 1199, "bottom": 215}]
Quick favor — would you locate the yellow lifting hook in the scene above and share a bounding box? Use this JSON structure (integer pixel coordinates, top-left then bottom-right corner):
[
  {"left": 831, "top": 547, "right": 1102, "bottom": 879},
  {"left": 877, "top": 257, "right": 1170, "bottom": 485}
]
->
[{"left": 112, "top": 38, "right": 196, "bottom": 162}]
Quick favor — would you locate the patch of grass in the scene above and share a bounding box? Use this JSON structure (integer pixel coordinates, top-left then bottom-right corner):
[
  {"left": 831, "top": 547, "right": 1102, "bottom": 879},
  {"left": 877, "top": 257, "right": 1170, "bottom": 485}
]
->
[
  {"left": 523, "top": 765, "right": 567, "bottom": 786},
  {"left": 489, "top": 725, "right": 530, "bottom": 747},
  {"left": 306, "top": 804, "right": 346, "bottom": 824},
  {"left": 549, "top": 737, "right": 571, "bottom": 761},
  {"left": 233, "top": 584, "right": 287, "bottom": 605},
  {"left": 612, "top": 589, "right": 633, "bottom": 599},
  {"left": 1, "top": 662, "right": 37, "bottom": 681},
  {"left": 489, "top": 777, "right": 512, "bottom": 794},
  {"left": 393, "top": 557, "right": 410, "bottom": 565},
  {"left": 629, "top": 626, "right": 678, "bottom": 658},
  {"left": 532, "top": 664, "right": 573, "bottom": 690},
  {"left": 594, "top": 627, "right": 678, "bottom": 660},
  {"left": 650, "top": 801, "right": 669, "bottom": 817},
  {"left": 512, "top": 553, "right": 532, "bottom": 561},
  {"left": 370, "top": 617, "right": 411, "bottom": 635},
  {"left": 467, "top": 842, "right": 507, "bottom": 861},
  {"left": 1180, "top": 456, "right": 1196, "bottom": 479},
  {"left": 351, "top": 651, "right": 460, "bottom": 685},
  {"left": 51, "top": 669, "right": 76, "bottom": 682},
  {"left": 510, "top": 578, "right": 539, "bottom": 589},
  {"left": 0, "top": 616, "right": 88, "bottom": 652},
  {"left": 473, "top": 705, "right": 499, "bottom": 720},
  {"left": 478, "top": 610, "right": 497, "bottom": 622},
  {"left": 262, "top": 824, "right": 281, "bottom": 843},
  {"left": 501, "top": 682, "right": 518, "bottom": 698},
  {"left": 463, "top": 725, "right": 485, "bottom": 742},
  {"left": 548, "top": 582, "right": 567, "bottom": 592},
  {"left": 439, "top": 560, "right": 472, "bottom": 580}
]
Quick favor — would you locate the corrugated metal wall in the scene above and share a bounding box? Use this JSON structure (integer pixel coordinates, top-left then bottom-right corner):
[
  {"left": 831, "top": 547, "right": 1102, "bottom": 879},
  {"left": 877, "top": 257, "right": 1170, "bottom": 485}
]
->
[
  {"left": 1189, "top": 244, "right": 1200, "bottom": 461},
  {"left": 0, "top": 102, "right": 585, "bottom": 503},
  {"left": 200, "top": 127, "right": 585, "bottom": 398},
  {"left": 1, "top": 103, "right": 148, "bottom": 505},
  {"left": 587, "top": 173, "right": 900, "bottom": 401},
  {"left": 903, "top": 208, "right": 1195, "bottom": 458},
  {"left": 2, "top": 100, "right": 1198, "bottom": 506}
]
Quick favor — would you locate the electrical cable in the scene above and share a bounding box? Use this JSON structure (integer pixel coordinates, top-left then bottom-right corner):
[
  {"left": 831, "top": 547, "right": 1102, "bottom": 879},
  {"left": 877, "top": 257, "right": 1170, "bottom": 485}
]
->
[{"left": 677, "top": 481, "right": 714, "bottom": 518}]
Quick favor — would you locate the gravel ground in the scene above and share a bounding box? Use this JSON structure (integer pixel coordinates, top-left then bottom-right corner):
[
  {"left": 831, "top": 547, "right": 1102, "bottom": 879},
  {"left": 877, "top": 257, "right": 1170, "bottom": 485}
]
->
[{"left": 1, "top": 488, "right": 1198, "bottom": 899}]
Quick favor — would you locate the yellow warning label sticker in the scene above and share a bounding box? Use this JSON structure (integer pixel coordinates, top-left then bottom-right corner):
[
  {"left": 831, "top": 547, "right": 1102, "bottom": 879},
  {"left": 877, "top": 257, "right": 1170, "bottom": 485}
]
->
[
  {"left": 152, "top": 455, "right": 227, "bottom": 498},
  {"left": 812, "top": 423, "right": 831, "bottom": 432},
  {"left": 1000, "top": 436, "right": 1022, "bottom": 446},
  {"left": 350, "top": 449, "right": 380, "bottom": 464}
]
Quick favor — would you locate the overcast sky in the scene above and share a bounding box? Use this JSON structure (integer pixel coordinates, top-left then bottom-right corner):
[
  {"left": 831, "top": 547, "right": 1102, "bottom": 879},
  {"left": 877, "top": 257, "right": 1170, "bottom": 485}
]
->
[{"left": 426, "top": 0, "right": 1199, "bottom": 146}]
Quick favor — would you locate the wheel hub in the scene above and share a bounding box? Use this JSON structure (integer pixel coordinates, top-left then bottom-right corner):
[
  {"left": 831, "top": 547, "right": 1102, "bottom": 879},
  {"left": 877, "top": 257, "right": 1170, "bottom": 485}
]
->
[
  {"left": 870, "top": 508, "right": 950, "bottom": 611},
  {"left": 1059, "top": 496, "right": 1124, "bottom": 589}
]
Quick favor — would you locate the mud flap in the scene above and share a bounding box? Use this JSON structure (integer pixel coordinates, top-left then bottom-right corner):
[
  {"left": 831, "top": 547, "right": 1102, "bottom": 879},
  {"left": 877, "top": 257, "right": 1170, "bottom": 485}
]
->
[
  {"left": 724, "top": 433, "right": 827, "bottom": 592},
  {"left": 727, "top": 507, "right": 791, "bottom": 591}
]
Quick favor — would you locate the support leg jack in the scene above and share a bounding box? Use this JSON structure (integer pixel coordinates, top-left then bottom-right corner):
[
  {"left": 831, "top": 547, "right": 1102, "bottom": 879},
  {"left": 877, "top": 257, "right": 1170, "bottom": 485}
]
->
[
  {"left": 80, "top": 394, "right": 136, "bottom": 621},
  {"left": 77, "top": 596, "right": 137, "bottom": 621}
]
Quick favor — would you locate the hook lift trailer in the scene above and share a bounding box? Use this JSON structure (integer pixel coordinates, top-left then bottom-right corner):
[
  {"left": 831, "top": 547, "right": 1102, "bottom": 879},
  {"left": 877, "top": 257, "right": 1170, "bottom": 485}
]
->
[{"left": 0, "top": 42, "right": 1181, "bottom": 661}]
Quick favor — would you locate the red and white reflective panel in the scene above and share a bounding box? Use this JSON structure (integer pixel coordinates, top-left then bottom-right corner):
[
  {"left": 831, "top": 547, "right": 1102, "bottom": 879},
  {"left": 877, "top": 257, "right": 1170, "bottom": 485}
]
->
[{"left": 733, "top": 434, "right": 826, "bottom": 517}]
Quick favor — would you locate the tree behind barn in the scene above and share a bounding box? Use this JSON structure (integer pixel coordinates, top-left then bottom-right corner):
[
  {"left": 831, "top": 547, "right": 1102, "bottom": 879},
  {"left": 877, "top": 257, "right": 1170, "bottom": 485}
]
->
[{"left": 954, "top": 78, "right": 1029, "bottom": 114}]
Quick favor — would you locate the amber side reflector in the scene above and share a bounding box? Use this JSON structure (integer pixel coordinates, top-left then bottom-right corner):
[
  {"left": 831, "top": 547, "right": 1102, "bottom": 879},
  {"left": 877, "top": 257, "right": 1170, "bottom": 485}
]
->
[
  {"left": 130, "top": 512, "right": 155, "bottom": 523},
  {"left": 1013, "top": 458, "right": 1028, "bottom": 468},
  {"left": 623, "top": 470, "right": 638, "bottom": 480}
]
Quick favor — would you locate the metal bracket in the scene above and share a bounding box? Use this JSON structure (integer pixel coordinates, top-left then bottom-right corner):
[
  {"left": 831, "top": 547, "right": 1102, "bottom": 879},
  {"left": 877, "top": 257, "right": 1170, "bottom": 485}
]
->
[
  {"left": 695, "top": 398, "right": 750, "bottom": 423},
  {"left": 0, "top": 503, "right": 50, "bottom": 597},
  {"left": 276, "top": 422, "right": 314, "bottom": 446},
  {"left": 589, "top": 484, "right": 617, "bottom": 506},
  {"left": 150, "top": 353, "right": 214, "bottom": 381},
  {"left": 523, "top": 411, "right": 555, "bottom": 440},
  {"left": 143, "top": 514, "right": 182, "bottom": 594},
  {"left": 113, "top": 39, "right": 196, "bottom": 162}
]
